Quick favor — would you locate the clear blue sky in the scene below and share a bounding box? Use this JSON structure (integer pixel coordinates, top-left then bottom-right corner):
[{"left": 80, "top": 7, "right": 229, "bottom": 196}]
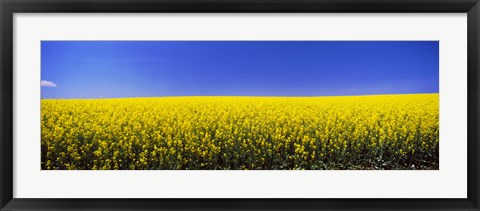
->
[{"left": 41, "top": 41, "right": 438, "bottom": 98}]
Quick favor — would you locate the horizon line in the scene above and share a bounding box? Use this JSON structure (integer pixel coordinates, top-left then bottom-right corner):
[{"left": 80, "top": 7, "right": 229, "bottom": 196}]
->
[{"left": 41, "top": 92, "right": 439, "bottom": 100}]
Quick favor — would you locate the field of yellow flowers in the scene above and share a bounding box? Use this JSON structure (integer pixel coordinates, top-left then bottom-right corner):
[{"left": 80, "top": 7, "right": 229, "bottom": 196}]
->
[{"left": 41, "top": 94, "right": 439, "bottom": 170}]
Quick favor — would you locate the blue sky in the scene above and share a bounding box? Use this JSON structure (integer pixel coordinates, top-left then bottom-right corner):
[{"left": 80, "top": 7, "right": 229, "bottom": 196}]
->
[{"left": 41, "top": 41, "right": 438, "bottom": 98}]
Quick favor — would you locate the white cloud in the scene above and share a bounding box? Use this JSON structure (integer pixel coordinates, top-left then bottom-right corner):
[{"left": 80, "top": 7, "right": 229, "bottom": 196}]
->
[{"left": 41, "top": 80, "right": 57, "bottom": 87}]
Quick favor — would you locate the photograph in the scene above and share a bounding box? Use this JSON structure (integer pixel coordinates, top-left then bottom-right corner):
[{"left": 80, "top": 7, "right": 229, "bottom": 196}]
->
[{"left": 40, "top": 41, "right": 439, "bottom": 170}]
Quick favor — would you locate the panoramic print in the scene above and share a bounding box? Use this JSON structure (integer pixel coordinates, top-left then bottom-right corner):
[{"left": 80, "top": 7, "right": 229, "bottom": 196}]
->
[{"left": 41, "top": 41, "right": 439, "bottom": 170}]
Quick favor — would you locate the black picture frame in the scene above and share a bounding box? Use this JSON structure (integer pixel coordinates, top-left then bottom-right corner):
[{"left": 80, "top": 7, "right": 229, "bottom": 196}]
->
[{"left": 1, "top": 0, "right": 479, "bottom": 210}]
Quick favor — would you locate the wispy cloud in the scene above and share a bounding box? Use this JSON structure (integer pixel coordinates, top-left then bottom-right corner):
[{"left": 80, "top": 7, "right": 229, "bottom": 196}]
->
[{"left": 41, "top": 80, "right": 57, "bottom": 87}]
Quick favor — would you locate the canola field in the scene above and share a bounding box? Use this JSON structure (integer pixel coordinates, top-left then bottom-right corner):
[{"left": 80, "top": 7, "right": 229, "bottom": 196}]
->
[{"left": 41, "top": 94, "right": 439, "bottom": 170}]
